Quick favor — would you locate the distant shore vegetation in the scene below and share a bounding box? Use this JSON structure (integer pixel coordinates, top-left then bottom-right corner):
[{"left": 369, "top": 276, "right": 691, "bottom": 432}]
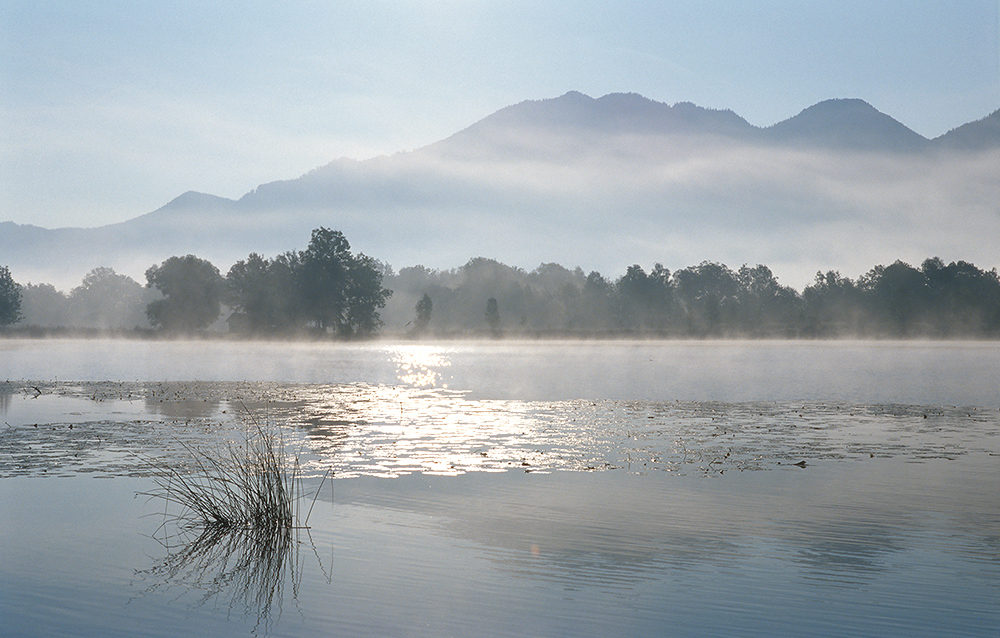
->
[{"left": 2, "top": 229, "right": 999, "bottom": 339}]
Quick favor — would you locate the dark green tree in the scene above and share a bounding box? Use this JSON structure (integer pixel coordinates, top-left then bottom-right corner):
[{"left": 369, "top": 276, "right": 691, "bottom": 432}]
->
[
  {"left": 226, "top": 253, "right": 285, "bottom": 333},
  {"left": 673, "top": 262, "right": 739, "bottom": 335},
  {"left": 921, "top": 257, "right": 1000, "bottom": 336},
  {"left": 0, "top": 265, "right": 21, "bottom": 326},
  {"left": 616, "top": 264, "right": 650, "bottom": 332},
  {"left": 802, "top": 270, "right": 865, "bottom": 335},
  {"left": 527, "top": 263, "right": 588, "bottom": 333},
  {"left": 145, "top": 255, "right": 225, "bottom": 332},
  {"left": 17, "top": 283, "right": 70, "bottom": 327},
  {"left": 615, "top": 263, "right": 675, "bottom": 333},
  {"left": 860, "top": 260, "right": 927, "bottom": 335},
  {"left": 343, "top": 253, "right": 393, "bottom": 335},
  {"left": 299, "top": 228, "right": 352, "bottom": 332},
  {"left": 295, "top": 228, "right": 392, "bottom": 336},
  {"left": 736, "top": 264, "right": 801, "bottom": 336},
  {"left": 268, "top": 250, "right": 306, "bottom": 328},
  {"left": 581, "top": 271, "right": 614, "bottom": 333}
]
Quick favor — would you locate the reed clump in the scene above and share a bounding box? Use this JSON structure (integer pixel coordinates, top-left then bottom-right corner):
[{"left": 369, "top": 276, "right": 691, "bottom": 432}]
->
[{"left": 145, "top": 414, "right": 321, "bottom": 531}]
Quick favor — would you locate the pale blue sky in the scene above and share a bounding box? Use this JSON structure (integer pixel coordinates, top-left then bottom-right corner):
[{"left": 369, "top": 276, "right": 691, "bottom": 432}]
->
[{"left": 2, "top": 1, "right": 998, "bottom": 228}]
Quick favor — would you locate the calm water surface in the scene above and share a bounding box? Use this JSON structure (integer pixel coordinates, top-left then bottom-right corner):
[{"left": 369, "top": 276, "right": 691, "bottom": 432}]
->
[{"left": 0, "top": 339, "right": 998, "bottom": 637}]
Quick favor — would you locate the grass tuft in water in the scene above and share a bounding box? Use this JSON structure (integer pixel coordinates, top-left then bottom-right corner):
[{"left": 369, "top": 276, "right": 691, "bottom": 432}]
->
[{"left": 143, "top": 411, "right": 326, "bottom": 531}]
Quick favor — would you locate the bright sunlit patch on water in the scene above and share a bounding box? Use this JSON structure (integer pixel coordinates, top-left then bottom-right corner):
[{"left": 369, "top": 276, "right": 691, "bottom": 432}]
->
[
  {"left": 286, "top": 383, "right": 557, "bottom": 477},
  {"left": 384, "top": 343, "right": 453, "bottom": 388}
]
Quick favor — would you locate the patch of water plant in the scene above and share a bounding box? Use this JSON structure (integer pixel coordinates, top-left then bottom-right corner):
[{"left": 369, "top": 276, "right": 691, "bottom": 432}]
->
[
  {"left": 137, "top": 408, "right": 331, "bottom": 630},
  {"left": 142, "top": 409, "right": 328, "bottom": 531}
]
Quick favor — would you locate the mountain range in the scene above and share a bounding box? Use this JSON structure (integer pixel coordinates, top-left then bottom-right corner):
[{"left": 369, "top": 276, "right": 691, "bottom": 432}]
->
[{"left": 3, "top": 92, "right": 999, "bottom": 290}]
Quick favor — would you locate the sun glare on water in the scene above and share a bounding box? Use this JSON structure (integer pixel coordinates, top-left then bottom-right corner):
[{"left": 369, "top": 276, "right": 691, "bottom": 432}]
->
[{"left": 385, "top": 344, "right": 454, "bottom": 389}]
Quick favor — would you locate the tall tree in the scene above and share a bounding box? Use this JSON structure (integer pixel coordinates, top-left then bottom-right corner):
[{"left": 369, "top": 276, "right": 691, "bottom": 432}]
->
[
  {"left": 921, "top": 257, "right": 1000, "bottom": 336},
  {"left": 70, "top": 267, "right": 148, "bottom": 329},
  {"left": 17, "top": 283, "right": 70, "bottom": 327},
  {"left": 802, "top": 270, "right": 865, "bottom": 335},
  {"left": 0, "top": 265, "right": 21, "bottom": 326},
  {"left": 615, "top": 263, "right": 674, "bottom": 333},
  {"left": 226, "top": 253, "right": 282, "bottom": 332},
  {"left": 860, "top": 260, "right": 927, "bottom": 335},
  {"left": 673, "top": 261, "right": 739, "bottom": 335},
  {"left": 145, "top": 255, "right": 225, "bottom": 332},
  {"left": 736, "top": 264, "right": 801, "bottom": 336},
  {"left": 296, "top": 228, "right": 391, "bottom": 335},
  {"left": 581, "top": 271, "right": 613, "bottom": 333},
  {"left": 268, "top": 250, "right": 305, "bottom": 328},
  {"left": 299, "top": 228, "right": 353, "bottom": 332},
  {"left": 343, "top": 252, "right": 393, "bottom": 335}
]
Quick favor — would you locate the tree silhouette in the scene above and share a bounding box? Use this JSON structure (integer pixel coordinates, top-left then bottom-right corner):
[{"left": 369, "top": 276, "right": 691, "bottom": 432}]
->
[
  {"left": 0, "top": 265, "right": 21, "bottom": 326},
  {"left": 343, "top": 252, "right": 393, "bottom": 335},
  {"left": 299, "top": 228, "right": 353, "bottom": 333},
  {"left": 615, "top": 263, "right": 675, "bottom": 333},
  {"left": 70, "top": 267, "right": 148, "bottom": 329},
  {"left": 16, "top": 283, "right": 70, "bottom": 327},
  {"left": 802, "top": 270, "right": 865, "bottom": 335},
  {"left": 736, "top": 264, "right": 801, "bottom": 336},
  {"left": 226, "top": 253, "right": 285, "bottom": 333},
  {"left": 921, "top": 257, "right": 1000, "bottom": 336},
  {"left": 860, "top": 260, "right": 927, "bottom": 335},
  {"left": 145, "top": 255, "right": 225, "bottom": 332},
  {"left": 673, "top": 262, "right": 740, "bottom": 335}
]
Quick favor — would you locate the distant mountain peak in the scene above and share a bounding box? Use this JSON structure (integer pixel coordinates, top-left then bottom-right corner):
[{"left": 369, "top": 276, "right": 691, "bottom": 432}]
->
[
  {"left": 764, "top": 98, "right": 928, "bottom": 151},
  {"left": 160, "top": 191, "right": 235, "bottom": 210},
  {"left": 436, "top": 91, "right": 756, "bottom": 154}
]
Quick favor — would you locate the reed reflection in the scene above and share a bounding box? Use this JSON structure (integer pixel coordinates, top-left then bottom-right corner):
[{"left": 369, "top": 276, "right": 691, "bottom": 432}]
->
[{"left": 137, "top": 523, "right": 319, "bottom": 632}]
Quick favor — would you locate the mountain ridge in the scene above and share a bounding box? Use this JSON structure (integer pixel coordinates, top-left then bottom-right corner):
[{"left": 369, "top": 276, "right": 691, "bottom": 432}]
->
[
  {"left": 2, "top": 91, "right": 998, "bottom": 291},
  {"left": 14, "top": 91, "right": 1000, "bottom": 232}
]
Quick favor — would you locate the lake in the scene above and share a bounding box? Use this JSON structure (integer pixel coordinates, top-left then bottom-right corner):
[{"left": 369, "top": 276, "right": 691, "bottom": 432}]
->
[{"left": 1, "top": 339, "right": 998, "bottom": 637}]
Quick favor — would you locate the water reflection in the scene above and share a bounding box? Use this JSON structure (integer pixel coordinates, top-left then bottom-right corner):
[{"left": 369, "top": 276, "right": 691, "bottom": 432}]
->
[
  {"left": 143, "top": 381, "right": 224, "bottom": 419},
  {"left": 386, "top": 344, "right": 453, "bottom": 388},
  {"left": 0, "top": 384, "right": 13, "bottom": 414},
  {"left": 143, "top": 398, "right": 223, "bottom": 420},
  {"left": 136, "top": 523, "right": 320, "bottom": 632}
]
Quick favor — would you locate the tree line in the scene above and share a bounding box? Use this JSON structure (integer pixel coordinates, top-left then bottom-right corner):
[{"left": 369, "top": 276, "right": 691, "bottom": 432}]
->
[
  {"left": 1, "top": 228, "right": 392, "bottom": 337},
  {"left": 383, "top": 257, "right": 1000, "bottom": 338},
  {"left": 1, "top": 230, "right": 998, "bottom": 338}
]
